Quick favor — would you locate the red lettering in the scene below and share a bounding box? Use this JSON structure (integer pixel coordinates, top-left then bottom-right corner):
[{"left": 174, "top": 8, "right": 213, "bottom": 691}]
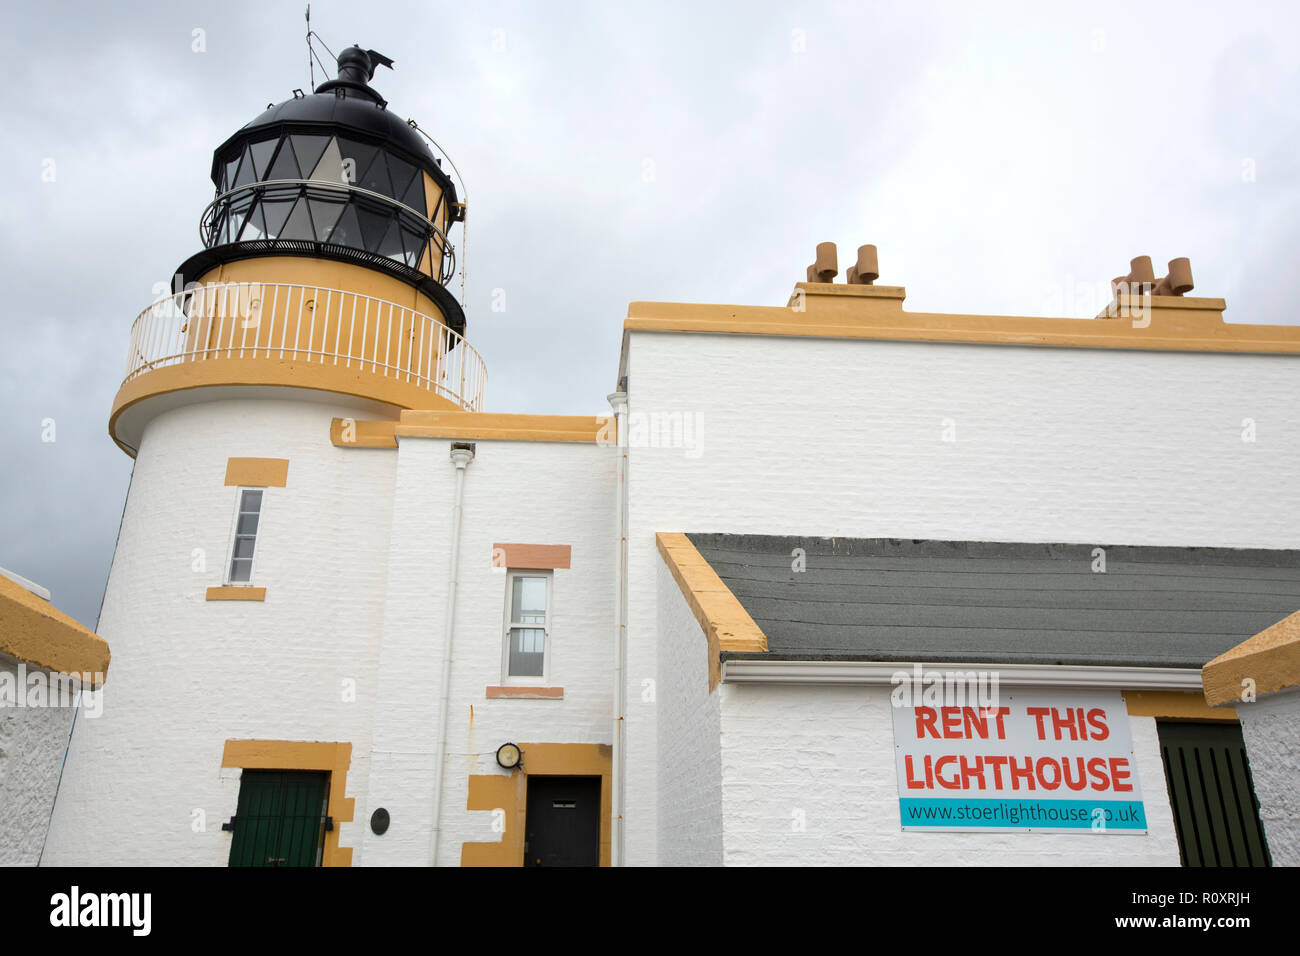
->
[
  {"left": 1009, "top": 756, "right": 1036, "bottom": 790},
  {"left": 991, "top": 707, "right": 1011, "bottom": 739},
  {"left": 1109, "top": 757, "right": 1133, "bottom": 792},
  {"left": 962, "top": 707, "right": 989, "bottom": 739},
  {"left": 1050, "top": 707, "right": 1079, "bottom": 741},
  {"left": 985, "top": 754, "right": 1009, "bottom": 788},
  {"left": 1026, "top": 707, "right": 1051, "bottom": 740},
  {"left": 934, "top": 755, "right": 961, "bottom": 789},
  {"left": 915, "top": 707, "right": 939, "bottom": 739},
  {"left": 1036, "top": 756, "right": 1062, "bottom": 790},
  {"left": 940, "top": 707, "right": 962, "bottom": 738},
  {"left": 1086, "top": 708, "right": 1109, "bottom": 741},
  {"left": 904, "top": 755, "right": 926, "bottom": 789},
  {"left": 959, "top": 755, "right": 986, "bottom": 790},
  {"left": 1087, "top": 757, "right": 1110, "bottom": 790},
  {"left": 1061, "top": 756, "right": 1088, "bottom": 791}
]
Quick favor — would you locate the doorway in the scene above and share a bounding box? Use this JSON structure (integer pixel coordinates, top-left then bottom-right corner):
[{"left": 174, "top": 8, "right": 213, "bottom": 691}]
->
[
  {"left": 524, "top": 776, "right": 601, "bottom": 867},
  {"left": 228, "top": 770, "right": 330, "bottom": 867},
  {"left": 1157, "top": 721, "right": 1271, "bottom": 866}
]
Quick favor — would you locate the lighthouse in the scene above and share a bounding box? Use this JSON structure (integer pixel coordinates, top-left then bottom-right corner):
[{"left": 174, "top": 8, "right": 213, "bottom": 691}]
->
[{"left": 43, "top": 48, "right": 488, "bottom": 866}]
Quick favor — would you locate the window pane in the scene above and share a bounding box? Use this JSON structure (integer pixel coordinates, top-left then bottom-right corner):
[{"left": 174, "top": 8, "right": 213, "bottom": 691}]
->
[
  {"left": 292, "top": 135, "right": 331, "bottom": 177},
  {"left": 236, "top": 513, "right": 259, "bottom": 535},
  {"left": 246, "top": 138, "right": 279, "bottom": 181},
  {"left": 229, "top": 558, "right": 252, "bottom": 583},
  {"left": 511, "top": 576, "right": 547, "bottom": 617},
  {"left": 240, "top": 489, "right": 263, "bottom": 512},
  {"left": 508, "top": 628, "right": 545, "bottom": 677},
  {"left": 233, "top": 536, "right": 256, "bottom": 560}
]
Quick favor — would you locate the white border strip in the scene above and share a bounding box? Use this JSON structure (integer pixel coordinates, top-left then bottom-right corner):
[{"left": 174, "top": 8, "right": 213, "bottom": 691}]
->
[{"left": 720, "top": 659, "right": 1202, "bottom": 690}]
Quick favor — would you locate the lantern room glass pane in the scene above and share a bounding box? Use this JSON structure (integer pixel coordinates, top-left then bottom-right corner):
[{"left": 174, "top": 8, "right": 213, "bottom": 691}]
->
[
  {"left": 399, "top": 173, "right": 426, "bottom": 217},
  {"left": 308, "top": 198, "right": 346, "bottom": 241},
  {"left": 246, "top": 137, "right": 279, "bottom": 181},
  {"left": 292, "top": 135, "right": 331, "bottom": 177},
  {"left": 309, "top": 138, "right": 346, "bottom": 183},
  {"left": 265, "top": 137, "right": 301, "bottom": 181},
  {"left": 337, "top": 139, "right": 379, "bottom": 190},
  {"left": 281, "top": 197, "right": 315, "bottom": 240},
  {"left": 357, "top": 151, "right": 393, "bottom": 196}
]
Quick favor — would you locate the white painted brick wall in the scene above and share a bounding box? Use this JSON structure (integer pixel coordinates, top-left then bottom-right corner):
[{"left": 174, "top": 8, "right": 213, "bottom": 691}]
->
[
  {"left": 655, "top": 561, "right": 723, "bottom": 865},
  {"left": 43, "top": 395, "right": 397, "bottom": 865},
  {"left": 362, "top": 436, "right": 616, "bottom": 866},
  {"left": 716, "top": 683, "right": 1180, "bottom": 865},
  {"left": 625, "top": 330, "right": 1300, "bottom": 864},
  {"left": 1236, "top": 688, "right": 1300, "bottom": 865},
  {"left": 0, "top": 656, "right": 76, "bottom": 865}
]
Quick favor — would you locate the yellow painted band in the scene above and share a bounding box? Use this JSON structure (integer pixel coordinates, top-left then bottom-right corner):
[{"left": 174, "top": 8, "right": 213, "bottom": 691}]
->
[
  {"left": 1125, "top": 690, "right": 1237, "bottom": 722},
  {"left": 330, "top": 417, "right": 398, "bottom": 448},
  {"left": 0, "top": 573, "right": 109, "bottom": 686},
  {"left": 206, "top": 587, "right": 267, "bottom": 602},
  {"left": 110, "top": 359, "right": 463, "bottom": 455},
  {"left": 224, "top": 457, "right": 289, "bottom": 487},
  {"left": 656, "top": 532, "right": 767, "bottom": 692},
  {"left": 396, "top": 410, "right": 613, "bottom": 444},
  {"left": 626, "top": 286, "right": 1300, "bottom": 354}
]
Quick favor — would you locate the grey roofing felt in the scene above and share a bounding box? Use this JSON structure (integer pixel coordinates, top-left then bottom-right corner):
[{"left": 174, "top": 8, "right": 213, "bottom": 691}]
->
[{"left": 686, "top": 534, "right": 1300, "bottom": 669}]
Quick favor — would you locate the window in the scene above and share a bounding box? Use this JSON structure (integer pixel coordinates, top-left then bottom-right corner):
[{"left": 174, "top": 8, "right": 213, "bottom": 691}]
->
[
  {"left": 227, "top": 488, "right": 264, "bottom": 584},
  {"left": 503, "top": 570, "right": 551, "bottom": 681}
]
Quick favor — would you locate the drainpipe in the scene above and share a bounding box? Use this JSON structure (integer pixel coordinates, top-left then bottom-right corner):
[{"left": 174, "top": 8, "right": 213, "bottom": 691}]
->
[
  {"left": 431, "top": 441, "right": 475, "bottom": 865},
  {"left": 608, "top": 385, "right": 629, "bottom": 866}
]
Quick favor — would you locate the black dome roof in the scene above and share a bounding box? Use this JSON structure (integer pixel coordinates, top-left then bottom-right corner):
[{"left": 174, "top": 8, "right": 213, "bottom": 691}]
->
[{"left": 208, "top": 47, "right": 456, "bottom": 202}]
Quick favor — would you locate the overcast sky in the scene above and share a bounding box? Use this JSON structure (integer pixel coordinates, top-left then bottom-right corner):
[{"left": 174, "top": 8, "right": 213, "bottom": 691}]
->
[{"left": 2, "top": 0, "right": 1297, "bottom": 626}]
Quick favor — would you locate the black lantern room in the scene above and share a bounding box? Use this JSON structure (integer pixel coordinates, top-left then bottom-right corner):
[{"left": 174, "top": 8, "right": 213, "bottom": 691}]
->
[{"left": 176, "top": 46, "right": 465, "bottom": 334}]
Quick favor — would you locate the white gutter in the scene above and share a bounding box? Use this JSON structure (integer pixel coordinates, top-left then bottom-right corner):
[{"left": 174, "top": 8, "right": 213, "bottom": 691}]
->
[
  {"left": 430, "top": 442, "right": 475, "bottom": 866},
  {"left": 607, "top": 388, "right": 628, "bottom": 867},
  {"left": 720, "top": 659, "right": 1203, "bottom": 690}
]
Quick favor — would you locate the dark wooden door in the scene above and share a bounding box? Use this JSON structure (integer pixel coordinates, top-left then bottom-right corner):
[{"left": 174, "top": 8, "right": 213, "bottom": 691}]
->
[
  {"left": 228, "top": 770, "right": 329, "bottom": 867},
  {"left": 1158, "top": 721, "right": 1271, "bottom": 867},
  {"left": 524, "top": 776, "right": 601, "bottom": 867}
]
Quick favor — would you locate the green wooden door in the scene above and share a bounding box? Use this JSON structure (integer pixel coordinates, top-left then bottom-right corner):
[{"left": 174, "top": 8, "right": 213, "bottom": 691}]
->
[
  {"left": 228, "top": 771, "right": 330, "bottom": 867},
  {"left": 1157, "top": 721, "right": 1271, "bottom": 867}
]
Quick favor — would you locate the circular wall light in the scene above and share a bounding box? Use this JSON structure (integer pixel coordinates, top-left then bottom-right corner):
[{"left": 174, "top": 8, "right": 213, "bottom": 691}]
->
[
  {"left": 370, "top": 807, "right": 390, "bottom": 835},
  {"left": 496, "top": 742, "right": 522, "bottom": 770}
]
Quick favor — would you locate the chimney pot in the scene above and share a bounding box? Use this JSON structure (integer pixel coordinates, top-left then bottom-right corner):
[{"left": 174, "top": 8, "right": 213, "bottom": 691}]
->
[
  {"left": 1128, "top": 256, "right": 1156, "bottom": 289},
  {"left": 813, "top": 242, "right": 838, "bottom": 282},
  {"left": 847, "top": 245, "right": 879, "bottom": 285}
]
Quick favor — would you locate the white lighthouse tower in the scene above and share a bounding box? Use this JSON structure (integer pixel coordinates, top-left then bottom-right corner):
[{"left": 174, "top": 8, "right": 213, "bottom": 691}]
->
[{"left": 44, "top": 47, "right": 485, "bottom": 866}]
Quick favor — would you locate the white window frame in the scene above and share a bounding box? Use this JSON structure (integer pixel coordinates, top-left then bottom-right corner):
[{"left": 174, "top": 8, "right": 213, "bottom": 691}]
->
[
  {"left": 223, "top": 486, "right": 266, "bottom": 586},
  {"left": 500, "top": 569, "right": 552, "bottom": 685}
]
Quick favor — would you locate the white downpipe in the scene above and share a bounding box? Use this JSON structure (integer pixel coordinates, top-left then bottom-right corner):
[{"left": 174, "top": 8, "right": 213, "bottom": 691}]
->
[
  {"left": 608, "top": 389, "right": 629, "bottom": 866},
  {"left": 430, "top": 442, "right": 475, "bottom": 865}
]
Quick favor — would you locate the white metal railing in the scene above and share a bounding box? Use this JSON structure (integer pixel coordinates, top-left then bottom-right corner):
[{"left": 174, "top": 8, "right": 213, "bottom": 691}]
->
[{"left": 122, "top": 282, "right": 486, "bottom": 411}]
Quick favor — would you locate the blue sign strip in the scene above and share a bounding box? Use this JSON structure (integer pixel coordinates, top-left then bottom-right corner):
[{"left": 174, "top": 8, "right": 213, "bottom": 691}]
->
[{"left": 899, "top": 797, "right": 1148, "bottom": 830}]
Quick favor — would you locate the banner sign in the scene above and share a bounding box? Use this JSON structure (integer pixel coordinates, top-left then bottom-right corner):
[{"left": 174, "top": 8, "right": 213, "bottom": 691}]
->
[{"left": 891, "top": 684, "right": 1146, "bottom": 833}]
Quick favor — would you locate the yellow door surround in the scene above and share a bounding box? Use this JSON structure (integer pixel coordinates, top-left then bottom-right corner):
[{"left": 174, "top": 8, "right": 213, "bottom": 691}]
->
[
  {"left": 462, "top": 742, "right": 612, "bottom": 867},
  {"left": 221, "top": 739, "right": 355, "bottom": 867}
]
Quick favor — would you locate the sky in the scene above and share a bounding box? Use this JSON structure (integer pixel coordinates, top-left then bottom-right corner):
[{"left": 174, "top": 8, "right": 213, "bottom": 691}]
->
[{"left": 1, "top": 0, "right": 1297, "bottom": 626}]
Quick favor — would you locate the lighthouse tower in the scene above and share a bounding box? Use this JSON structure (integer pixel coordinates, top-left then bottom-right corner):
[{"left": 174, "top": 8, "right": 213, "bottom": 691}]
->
[{"left": 43, "top": 48, "right": 485, "bottom": 865}]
